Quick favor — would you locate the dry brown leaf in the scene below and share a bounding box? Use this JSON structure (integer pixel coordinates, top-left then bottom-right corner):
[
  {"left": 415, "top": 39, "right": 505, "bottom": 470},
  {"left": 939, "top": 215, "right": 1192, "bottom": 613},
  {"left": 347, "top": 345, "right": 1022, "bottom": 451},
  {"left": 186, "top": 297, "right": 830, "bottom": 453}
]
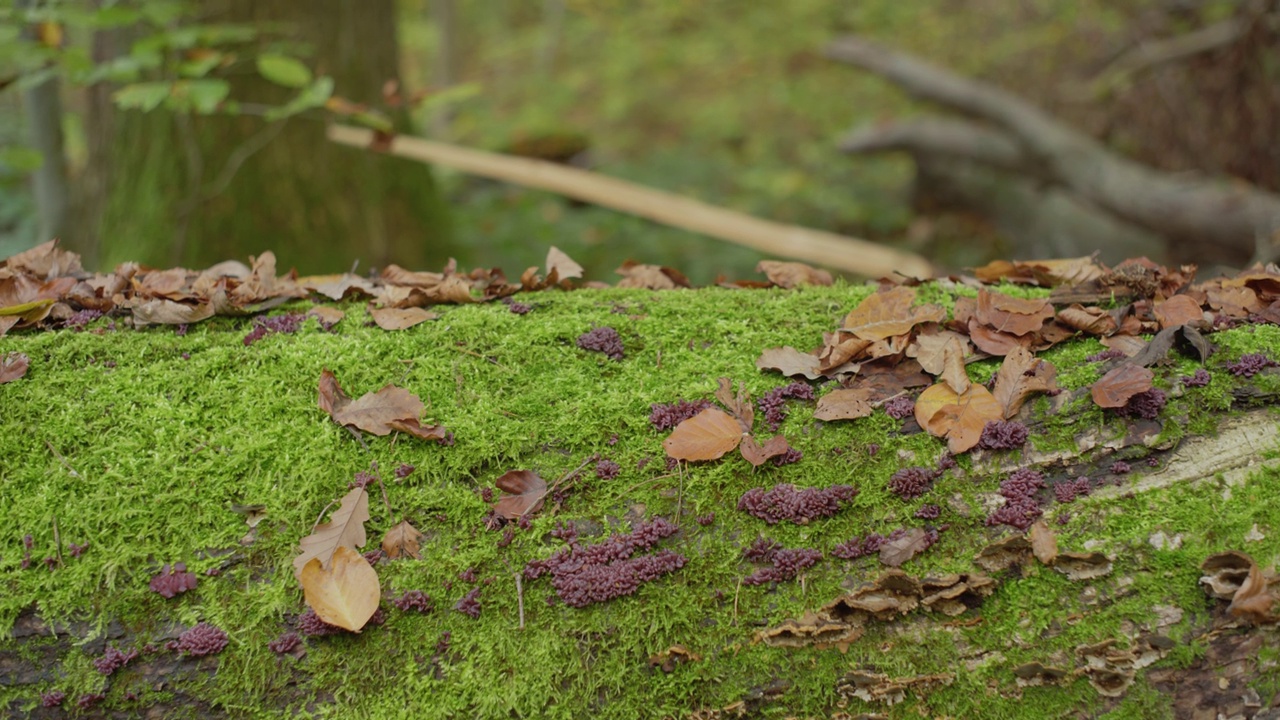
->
[
  {"left": 1228, "top": 561, "right": 1275, "bottom": 624},
  {"left": 546, "top": 246, "right": 584, "bottom": 280},
  {"left": 1056, "top": 304, "right": 1117, "bottom": 335},
  {"left": 818, "top": 331, "right": 872, "bottom": 371},
  {"left": 913, "top": 383, "right": 1003, "bottom": 454},
  {"left": 307, "top": 305, "right": 345, "bottom": 327},
  {"left": 1206, "top": 286, "right": 1260, "bottom": 316},
  {"left": 663, "top": 408, "right": 744, "bottom": 461},
  {"left": 713, "top": 378, "right": 754, "bottom": 431},
  {"left": 755, "top": 346, "right": 828, "bottom": 380},
  {"left": 493, "top": 469, "right": 548, "bottom": 520},
  {"left": 381, "top": 520, "right": 424, "bottom": 560},
  {"left": 2, "top": 239, "right": 83, "bottom": 279},
  {"left": 842, "top": 287, "right": 945, "bottom": 341},
  {"left": 615, "top": 260, "right": 690, "bottom": 289},
  {"left": 318, "top": 369, "right": 425, "bottom": 436},
  {"left": 293, "top": 487, "right": 369, "bottom": 581},
  {"left": 992, "top": 346, "right": 1058, "bottom": 419},
  {"left": 967, "top": 320, "right": 1033, "bottom": 356},
  {"left": 755, "top": 260, "right": 833, "bottom": 288},
  {"left": 907, "top": 327, "right": 970, "bottom": 377},
  {"left": 1090, "top": 364, "right": 1154, "bottom": 409},
  {"left": 813, "top": 387, "right": 876, "bottom": 421},
  {"left": 1200, "top": 551, "right": 1255, "bottom": 598},
  {"left": 1028, "top": 521, "right": 1059, "bottom": 565},
  {"left": 972, "top": 256, "right": 1105, "bottom": 287},
  {"left": 739, "top": 434, "right": 792, "bottom": 468},
  {"left": 975, "top": 289, "right": 1055, "bottom": 336},
  {"left": 937, "top": 335, "right": 971, "bottom": 395},
  {"left": 879, "top": 527, "right": 932, "bottom": 567},
  {"left": 299, "top": 545, "right": 380, "bottom": 632},
  {"left": 128, "top": 298, "right": 215, "bottom": 326},
  {"left": 300, "top": 273, "right": 378, "bottom": 301},
  {"left": 370, "top": 306, "right": 439, "bottom": 330},
  {"left": 1153, "top": 294, "right": 1205, "bottom": 329},
  {"left": 386, "top": 418, "right": 450, "bottom": 442},
  {"left": 0, "top": 352, "right": 29, "bottom": 384}
]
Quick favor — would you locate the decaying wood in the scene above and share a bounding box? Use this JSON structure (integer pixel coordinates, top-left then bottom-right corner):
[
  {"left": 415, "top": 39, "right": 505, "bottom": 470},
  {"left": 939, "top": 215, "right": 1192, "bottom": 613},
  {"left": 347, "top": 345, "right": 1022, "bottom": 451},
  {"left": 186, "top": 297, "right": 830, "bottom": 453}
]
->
[
  {"left": 824, "top": 36, "right": 1280, "bottom": 265},
  {"left": 326, "top": 124, "right": 934, "bottom": 279}
]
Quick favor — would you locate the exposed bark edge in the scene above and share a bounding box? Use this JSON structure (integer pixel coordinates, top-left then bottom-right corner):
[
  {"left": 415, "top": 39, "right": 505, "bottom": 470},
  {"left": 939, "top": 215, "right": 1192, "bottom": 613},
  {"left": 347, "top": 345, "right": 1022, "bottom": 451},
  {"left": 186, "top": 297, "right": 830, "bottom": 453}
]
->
[{"left": 824, "top": 35, "right": 1280, "bottom": 262}]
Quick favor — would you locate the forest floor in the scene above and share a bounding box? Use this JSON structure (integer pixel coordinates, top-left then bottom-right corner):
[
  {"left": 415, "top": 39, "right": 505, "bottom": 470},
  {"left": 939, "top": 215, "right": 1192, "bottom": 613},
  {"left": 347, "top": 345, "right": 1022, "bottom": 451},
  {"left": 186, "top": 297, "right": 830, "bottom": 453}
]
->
[{"left": 2, "top": 250, "right": 1280, "bottom": 718}]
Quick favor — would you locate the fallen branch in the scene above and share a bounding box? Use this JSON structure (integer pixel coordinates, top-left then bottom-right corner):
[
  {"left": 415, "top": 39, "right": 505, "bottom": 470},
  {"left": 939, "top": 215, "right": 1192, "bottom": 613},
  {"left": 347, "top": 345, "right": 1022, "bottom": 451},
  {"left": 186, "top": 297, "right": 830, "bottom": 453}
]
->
[
  {"left": 824, "top": 35, "right": 1280, "bottom": 262},
  {"left": 326, "top": 125, "right": 934, "bottom": 279}
]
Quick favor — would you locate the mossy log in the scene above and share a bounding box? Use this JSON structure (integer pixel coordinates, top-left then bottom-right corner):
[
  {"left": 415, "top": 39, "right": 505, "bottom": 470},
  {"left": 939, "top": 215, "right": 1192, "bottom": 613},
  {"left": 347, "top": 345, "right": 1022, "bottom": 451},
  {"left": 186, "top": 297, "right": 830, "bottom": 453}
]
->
[{"left": 2, "top": 283, "right": 1279, "bottom": 718}]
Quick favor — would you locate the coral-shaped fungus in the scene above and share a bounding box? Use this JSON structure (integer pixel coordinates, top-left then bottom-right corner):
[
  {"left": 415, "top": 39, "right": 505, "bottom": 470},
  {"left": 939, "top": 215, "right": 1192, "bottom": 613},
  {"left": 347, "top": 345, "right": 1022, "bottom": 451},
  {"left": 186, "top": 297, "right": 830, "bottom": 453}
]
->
[
  {"left": 1054, "top": 477, "right": 1093, "bottom": 504},
  {"left": 173, "top": 622, "right": 228, "bottom": 657},
  {"left": 453, "top": 588, "right": 482, "bottom": 619},
  {"left": 243, "top": 312, "right": 304, "bottom": 346},
  {"left": 595, "top": 459, "right": 621, "bottom": 479},
  {"left": 149, "top": 562, "right": 198, "bottom": 598},
  {"left": 832, "top": 533, "right": 887, "bottom": 560},
  {"left": 93, "top": 645, "right": 139, "bottom": 675},
  {"left": 1226, "top": 353, "right": 1277, "bottom": 378},
  {"left": 523, "top": 518, "right": 686, "bottom": 608},
  {"left": 1115, "top": 388, "right": 1167, "bottom": 420},
  {"left": 41, "top": 690, "right": 65, "bottom": 708},
  {"left": 268, "top": 632, "right": 302, "bottom": 654},
  {"left": 741, "top": 540, "right": 822, "bottom": 585},
  {"left": 393, "top": 590, "right": 434, "bottom": 613},
  {"left": 914, "top": 504, "right": 942, "bottom": 520},
  {"left": 648, "top": 399, "right": 712, "bottom": 431},
  {"left": 737, "top": 483, "right": 857, "bottom": 525},
  {"left": 1182, "top": 368, "right": 1211, "bottom": 387},
  {"left": 977, "top": 420, "right": 1028, "bottom": 450},
  {"left": 297, "top": 608, "right": 346, "bottom": 637},
  {"left": 888, "top": 467, "right": 939, "bottom": 501},
  {"left": 576, "top": 327, "right": 625, "bottom": 360},
  {"left": 986, "top": 469, "right": 1046, "bottom": 531},
  {"left": 759, "top": 382, "right": 816, "bottom": 431},
  {"left": 883, "top": 395, "right": 916, "bottom": 420}
]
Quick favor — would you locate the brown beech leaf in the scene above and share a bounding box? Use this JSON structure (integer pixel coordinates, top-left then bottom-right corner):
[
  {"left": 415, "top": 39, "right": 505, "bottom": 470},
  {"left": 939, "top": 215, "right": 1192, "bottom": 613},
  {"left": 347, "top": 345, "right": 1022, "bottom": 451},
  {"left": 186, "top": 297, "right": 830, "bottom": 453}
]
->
[
  {"left": 386, "top": 418, "right": 450, "bottom": 442},
  {"left": 381, "top": 520, "right": 424, "bottom": 560},
  {"left": 546, "top": 246, "right": 583, "bottom": 280},
  {"left": 493, "top": 470, "right": 548, "bottom": 520},
  {"left": 2, "top": 238, "right": 83, "bottom": 279},
  {"left": 615, "top": 260, "right": 690, "bottom": 289},
  {"left": 307, "top": 305, "right": 345, "bottom": 327},
  {"left": 370, "top": 306, "right": 438, "bottom": 330},
  {"left": 971, "top": 256, "right": 1105, "bottom": 286},
  {"left": 299, "top": 545, "right": 380, "bottom": 632},
  {"left": 842, "top": 286, "right": 945, "bottom": 341},
  {"left": 937, "top": 336, "right": 971, "bottom": 395},
  {"left": 1056, "top": 304, "right": 1117, "bottom": 335},
  {"left": 1228, "top": 562, "right": 1275, "bottom": 624},
  {"left": 1153, "top": 294, "right": 1204, "bottom": 329},
  {"left": 293, "top": 488, "right": 369, "bottom": 581},
  {"left": 756, "top": 346, "right": 827, "bottom": 380},
  {"left": 814, "top": 387, "right": 876, "bottom": 421},
  {"left": 967, "top": 320, "right": 1033, "bottom": 357},
  {"left": 128, "top": 298, "right": 215, "bottom": 326},
  {"left": 914, "top": 383, "right": 1003, "bottom": 454},
  {"left": 1090, "top": 364, "right": 1154, "bottom": 409},
  {"left": 714, "top": 378, "right": 754, "bottom": 431},
  {"left": 756, "top": 260, "right": 833, "bottom": 288},
  {"left": 1206, "top": 286, "right": 1260, "bottom": 317},
  {"left": 907, "top": 327, "right": 970, "bottom": 377},
  {"left": 992, "top": 346, "right": 1058, "bottom": 419},
  {"left": 818, "top": 331, "right": 872, "bottom": 371},
  {"left": 1029, "top": 521, "right": 1059, "bottom": 565},
  {"left": 664, "top": 408, "right": 744, "bottom": 461},
  {"left": 0, "top": 352, "right": 29, "bottom": 384},
  {"left": 318, "top": 369, "right": 425, "bottom": 436},
  {"left": 975, "top": 289, "right": 1055, "bottom": 336},
  {"left": 300, "top": 273, "right": 378, "bottom": 301},
  {"left": 739, "top": 434, "right": 793, "bottom": 468},
  {"left": 880, "top": 528, "right": 932, "bottom": 567}
]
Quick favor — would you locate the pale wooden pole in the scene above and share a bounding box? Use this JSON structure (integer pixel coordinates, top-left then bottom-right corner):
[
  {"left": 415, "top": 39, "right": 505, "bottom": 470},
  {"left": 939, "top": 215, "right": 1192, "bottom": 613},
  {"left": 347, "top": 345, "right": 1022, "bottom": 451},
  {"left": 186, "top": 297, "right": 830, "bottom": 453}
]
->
[{"left": 327, "top": 124, "right": 935, "bottom": 279}]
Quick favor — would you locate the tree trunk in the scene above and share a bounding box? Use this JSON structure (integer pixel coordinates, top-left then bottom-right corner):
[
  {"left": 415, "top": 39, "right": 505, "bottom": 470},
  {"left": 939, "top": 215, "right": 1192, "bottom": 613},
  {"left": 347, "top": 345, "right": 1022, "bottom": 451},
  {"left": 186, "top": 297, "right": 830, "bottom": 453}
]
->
[
  {"left": 18, "top": 0, "right": 72, "bottom": 245},
  {"left": 75, "top": 0, "right": 454, "bottom": 274}
]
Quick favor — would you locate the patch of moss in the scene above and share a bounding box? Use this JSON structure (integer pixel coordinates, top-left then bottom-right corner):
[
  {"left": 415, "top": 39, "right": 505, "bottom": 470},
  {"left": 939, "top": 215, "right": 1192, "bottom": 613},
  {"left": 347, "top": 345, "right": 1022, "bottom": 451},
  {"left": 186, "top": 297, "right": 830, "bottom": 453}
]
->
[{"left": 1, "top": 283, "right": 1278, "bottom": 718}]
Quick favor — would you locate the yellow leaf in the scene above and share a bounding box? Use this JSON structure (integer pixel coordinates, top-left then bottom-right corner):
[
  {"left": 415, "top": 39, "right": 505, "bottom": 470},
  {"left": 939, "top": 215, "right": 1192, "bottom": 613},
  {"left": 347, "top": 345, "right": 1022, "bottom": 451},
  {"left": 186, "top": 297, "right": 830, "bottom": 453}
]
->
[{"left": 300, "top": 546, "right": 380, "bottom": 632}]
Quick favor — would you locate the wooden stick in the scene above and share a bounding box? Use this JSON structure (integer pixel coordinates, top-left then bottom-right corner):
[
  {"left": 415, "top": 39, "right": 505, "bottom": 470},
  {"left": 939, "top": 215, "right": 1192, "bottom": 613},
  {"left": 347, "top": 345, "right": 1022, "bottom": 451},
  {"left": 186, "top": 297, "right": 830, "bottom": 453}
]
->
[{"left": 327, "top": 124, "right": 934, "bottom": 279}]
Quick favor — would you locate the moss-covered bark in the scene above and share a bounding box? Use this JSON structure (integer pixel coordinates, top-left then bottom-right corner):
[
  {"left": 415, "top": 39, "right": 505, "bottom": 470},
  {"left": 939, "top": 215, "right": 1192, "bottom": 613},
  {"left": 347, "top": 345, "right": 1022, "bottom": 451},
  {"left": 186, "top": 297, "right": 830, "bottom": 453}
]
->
[{"left": 1, "top": 284, "right": 1279, "bottom": 718}]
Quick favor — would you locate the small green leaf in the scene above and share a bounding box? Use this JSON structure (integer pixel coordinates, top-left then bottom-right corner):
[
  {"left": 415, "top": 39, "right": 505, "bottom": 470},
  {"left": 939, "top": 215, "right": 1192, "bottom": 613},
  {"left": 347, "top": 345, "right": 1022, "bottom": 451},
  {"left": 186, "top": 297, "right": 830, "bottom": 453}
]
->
[
  {"left": 179, "top": 51, "right": 224, "bottom": 78},
  {"left": 265, "top": 76, "right": 333, "bottom": 121},
  {"left": 181, "top": 79, "right": 231, "bottom": 113},
  {"left": 256, "top": 53, "right": 312, "bottom": 89},
  {"left": 0, "top": 146, "right": 44, "bottom": 173},
  {"left": 113, "top": 82, "right": 171, "bottom": 112}
]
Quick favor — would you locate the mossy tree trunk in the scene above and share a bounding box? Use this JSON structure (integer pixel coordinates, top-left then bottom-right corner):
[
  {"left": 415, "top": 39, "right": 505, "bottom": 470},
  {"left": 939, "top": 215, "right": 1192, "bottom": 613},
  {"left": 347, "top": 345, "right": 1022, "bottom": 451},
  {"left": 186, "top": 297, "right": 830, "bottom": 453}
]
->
[{"left": 74, "top": 0, "right": 454, "bottom": 274}]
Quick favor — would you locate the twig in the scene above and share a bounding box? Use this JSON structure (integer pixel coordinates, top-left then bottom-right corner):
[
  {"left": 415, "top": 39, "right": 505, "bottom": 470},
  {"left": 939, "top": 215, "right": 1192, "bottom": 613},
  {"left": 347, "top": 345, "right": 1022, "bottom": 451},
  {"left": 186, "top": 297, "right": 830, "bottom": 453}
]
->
[
  {"left": 548, "top": 455, "right": 597, "bottom": 496},
  {"left": 733, "top": 578, "right": 742, "bottom": 625},
  {"left": 344, "top": 425, "right": 370, "bottom": 452},
  {"left": 311, "top": 498, "right": 339, "bottom": 534},
  {"left": 51, "top": 514, "right": 63, "bottom": 567},
  {"left": 44, "top": 440, "right": 80, "bottom": 478},
  {"left": 675, "top": 461, "right": 684, "bottom": 521},
  {"left": 515, "top": 573, "right": 525, "bottom": 630},
  {"left": 623, "top": 473, "right": 677, "bottom": 495},
  {"left": 375, "top": 475, "right": 395, "bottom": 524}
]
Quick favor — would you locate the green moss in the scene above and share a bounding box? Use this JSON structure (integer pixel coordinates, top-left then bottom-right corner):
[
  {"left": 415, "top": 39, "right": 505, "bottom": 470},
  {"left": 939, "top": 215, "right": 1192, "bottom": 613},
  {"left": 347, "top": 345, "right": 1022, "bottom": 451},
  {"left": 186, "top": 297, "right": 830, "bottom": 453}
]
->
[{"left": 2, "top": 283, "right": 1279, "bottom": 718}]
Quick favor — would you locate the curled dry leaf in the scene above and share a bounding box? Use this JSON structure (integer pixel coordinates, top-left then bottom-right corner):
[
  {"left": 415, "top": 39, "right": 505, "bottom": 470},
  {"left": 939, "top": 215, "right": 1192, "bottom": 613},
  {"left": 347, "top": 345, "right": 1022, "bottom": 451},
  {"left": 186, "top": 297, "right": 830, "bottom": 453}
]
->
[
  {"left": 1228, "top": 561, "right": 1275, "bottom": 624},
  {"left": 755, "top": 346, "right": 826, "bottom": 380},
  {"left": 293, "top": 487, "right": 370, "bottom": 581},
  {"left": 974, "top": 289, "right": 1055, "bottom": 336},
  {"left": 307, "top": 305, "right": 345, "bottom": 327},
  {"left": 1090, "top": 364, "right": 1154, "bottom": 409},
  {"left": 739, "top": 434, "right": 793, "bottom": 468},
  {"left": 755, "top": 260, "right": 833, "bottom": 288},
  {"left": 907, "top": 327, "right": 970, "bottom": 378},
  {"left": 913, "top": 382, "right": 1003, "bottom": 454},
  {"left": 1056, "top": 304, "right": 1117, "bottom": 335},
  {"left": 128, "top": 298, "right": 215, "bottom": 326},
  {"left": 381, "top": 520, "right": 424, "bottom": 560},
  {"left": 992, "top": 346, "right": 1058, "bottom": 419},
  {"left": 369, "top": 306, "right": 438, "bottom": 330},
  {"left": 0, "top": 352, "right": 29, "bottom": 384},
  {"left": 318, "top": 369, "right": 428, "bottom": 436},
  {"left": 1153, "top": 294, "right": 1205, "bottom": 329},
  {"left": 842, "top": 286, "right": 946, "bottom": 341},
  {"left": 813, "top": 387, "right": 876, "bottom": 422},
  {"left": 1028, "top": 521, "right": 1059, "bottom": 565},
  {"left": 299, "top": 545, "right": 380, "bottom": 632},
  {"left": 492, "top": 470, "right": 548, "bottom": 520},
  {"left": 615, "top": 260, "right": 690, "bottom": 289},
  {"left": 546, "top": 246, "right": 584, "bottom": 281},
  {"left": 879, "top": 528, "right": 933, "bottom": 568},
  {"left": 818, "top": 331, "right": 871, "bottom": 372},
  {"left": 300, "top": 273, "right": 378, "bottom": 301},
  {"left": 714, "top": 378, "right": 754, "bottom": 431},
  {"left": 663, "top": 408, "right": 744, "bottom": 461}
]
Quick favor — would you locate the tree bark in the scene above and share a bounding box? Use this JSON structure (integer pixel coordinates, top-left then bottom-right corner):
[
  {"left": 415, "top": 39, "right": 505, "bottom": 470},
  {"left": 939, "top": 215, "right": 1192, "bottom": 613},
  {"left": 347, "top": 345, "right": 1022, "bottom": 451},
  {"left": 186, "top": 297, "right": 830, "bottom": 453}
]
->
[
  {"left": 824, "top": 36, "right": 1280, "bottom": 266},
  {"left": 17, "top": 0, "right": 72, "bottom": 245},
  {"left": 76, "top": 0, "right": 455, "bottom": 274}
]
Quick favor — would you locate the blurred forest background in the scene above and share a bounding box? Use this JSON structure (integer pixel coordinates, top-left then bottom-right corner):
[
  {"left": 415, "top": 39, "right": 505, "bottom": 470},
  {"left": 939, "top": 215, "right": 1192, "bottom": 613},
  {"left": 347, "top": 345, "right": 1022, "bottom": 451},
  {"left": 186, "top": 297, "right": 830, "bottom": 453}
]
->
[{"left": 1, "top": 0, "right": 1277, "bottom": 282}]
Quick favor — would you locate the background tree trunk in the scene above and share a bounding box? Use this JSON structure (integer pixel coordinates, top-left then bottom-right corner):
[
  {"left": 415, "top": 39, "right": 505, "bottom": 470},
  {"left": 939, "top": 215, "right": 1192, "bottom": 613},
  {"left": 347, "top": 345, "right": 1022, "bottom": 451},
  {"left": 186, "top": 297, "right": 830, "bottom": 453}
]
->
[
  {"left": 17, "top": 0, "right": 71, "bottom": 246},
  {"left": 75, "top": 0, "right": 454, "bottom": 274}
]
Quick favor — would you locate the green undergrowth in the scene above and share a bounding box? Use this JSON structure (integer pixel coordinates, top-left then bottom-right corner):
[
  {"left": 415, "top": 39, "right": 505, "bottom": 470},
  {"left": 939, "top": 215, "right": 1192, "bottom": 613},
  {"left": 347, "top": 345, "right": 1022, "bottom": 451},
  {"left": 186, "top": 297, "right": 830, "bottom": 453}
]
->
[{"left": 2, "top": 283, "right": 1279, "bottom": 718}]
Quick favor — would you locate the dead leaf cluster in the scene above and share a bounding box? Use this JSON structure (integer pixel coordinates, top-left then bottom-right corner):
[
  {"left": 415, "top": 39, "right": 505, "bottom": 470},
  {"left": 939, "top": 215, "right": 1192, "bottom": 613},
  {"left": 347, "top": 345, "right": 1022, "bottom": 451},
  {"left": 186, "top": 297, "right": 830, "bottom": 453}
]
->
[
  {"left": 663, "top": 378, "right": 798, "bottom": 466},
  {"left": 293, "top": 488, "right": 380, "bottom": 632},
  {"left": 318, "top": 369, "right": 449, "bottom": 441}
]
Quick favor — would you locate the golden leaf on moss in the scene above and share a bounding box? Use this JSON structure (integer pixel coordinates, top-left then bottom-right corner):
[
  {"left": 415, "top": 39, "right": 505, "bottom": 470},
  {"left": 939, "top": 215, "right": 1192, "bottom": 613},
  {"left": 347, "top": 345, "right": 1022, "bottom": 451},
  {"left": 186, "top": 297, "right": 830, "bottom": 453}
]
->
[
  {"left": 1090, "top": 364, "right": 1153, "bottom": 409},
  {"left": 756, "top": 260, "right": 832, "bottom": 288},
  {"left": 992, "top": 346, "right": 1058, "bottom": 419},
  {"left": 1028, "top": 521, "right": 1058, "bottom": 565},
  {"left": 370, "top": 306, "right": 438, "bottom": 330},
  {"left": 299, "top": 545, "right": 380, "bottom": 632},
  {"left": 293, "top": 487, "right": 369, "bottom": 581},
  {"left": 841, "top": 286, "right": 945, "bottom": 341},
  {"left": 0, "top": 352, "right": 29, "bottom": 384},
  {"left": 381, "top": 520, "right": 424, "bottom": 560},
  {"left": 813, "top": 387, "right": 875, "bottom": 422},
  {"left": 755, "top": 346, "right": 827, "bottom": 380},
  {"left": 318, "top": 369, "right": 429, "bottom": 436},
  {"left": 914, "top": 382, "right": 1003, "bottom": 454},
  {"left": 663, "top": 408, "right": 744, "bottom": 461}
]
